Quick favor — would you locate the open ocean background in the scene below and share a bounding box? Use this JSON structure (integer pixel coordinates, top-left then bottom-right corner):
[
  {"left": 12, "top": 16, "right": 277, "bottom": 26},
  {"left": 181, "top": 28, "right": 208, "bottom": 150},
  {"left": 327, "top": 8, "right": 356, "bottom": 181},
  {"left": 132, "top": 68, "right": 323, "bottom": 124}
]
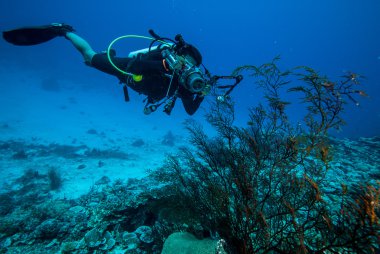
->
[{"left": 1, "top": 0, "right": 379, "bottom": 139}]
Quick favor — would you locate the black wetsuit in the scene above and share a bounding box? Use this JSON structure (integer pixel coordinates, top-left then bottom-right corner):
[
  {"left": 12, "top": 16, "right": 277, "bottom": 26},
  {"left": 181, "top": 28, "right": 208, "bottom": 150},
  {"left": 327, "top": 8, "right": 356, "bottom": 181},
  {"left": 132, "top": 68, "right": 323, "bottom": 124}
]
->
[{"left": 91, "top": 49, "right": 204, "bottom": 115}]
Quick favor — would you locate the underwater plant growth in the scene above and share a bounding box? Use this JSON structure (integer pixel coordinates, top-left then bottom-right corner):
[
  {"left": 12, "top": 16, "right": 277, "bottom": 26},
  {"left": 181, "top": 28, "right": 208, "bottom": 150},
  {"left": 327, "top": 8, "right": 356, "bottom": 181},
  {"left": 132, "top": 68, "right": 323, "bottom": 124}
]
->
[{"left": 153, "top": 58, "right": 379, "bottom": 253}]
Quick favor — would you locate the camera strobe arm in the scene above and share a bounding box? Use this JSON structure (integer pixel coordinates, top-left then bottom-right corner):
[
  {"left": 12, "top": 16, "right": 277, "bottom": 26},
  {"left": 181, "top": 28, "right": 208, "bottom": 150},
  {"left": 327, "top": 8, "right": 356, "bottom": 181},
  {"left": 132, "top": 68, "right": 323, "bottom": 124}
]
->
[{"left": 213, "top": 75, "right": 243, "bottom": 96}]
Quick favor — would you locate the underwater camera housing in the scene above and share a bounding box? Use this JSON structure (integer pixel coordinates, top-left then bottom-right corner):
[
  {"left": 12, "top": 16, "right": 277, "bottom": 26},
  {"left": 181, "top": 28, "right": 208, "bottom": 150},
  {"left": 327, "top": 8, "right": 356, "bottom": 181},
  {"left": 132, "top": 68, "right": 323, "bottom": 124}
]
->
[
  {"left": 140, "top": 29, "right": 242, "bottom": 115},
  {"left": 179, "top": 66, "right": 207, "bottom": 93},
  {"left": 161, "top": 48, "right": 209, "bottom": 94}
]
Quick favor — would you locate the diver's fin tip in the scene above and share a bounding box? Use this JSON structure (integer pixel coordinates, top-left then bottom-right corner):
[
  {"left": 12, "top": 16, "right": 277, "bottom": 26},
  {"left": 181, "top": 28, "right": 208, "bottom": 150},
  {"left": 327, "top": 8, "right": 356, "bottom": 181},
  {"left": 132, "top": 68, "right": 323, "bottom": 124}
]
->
[{"left": 2, "top": 23, "right": 75, "bottom": 46}]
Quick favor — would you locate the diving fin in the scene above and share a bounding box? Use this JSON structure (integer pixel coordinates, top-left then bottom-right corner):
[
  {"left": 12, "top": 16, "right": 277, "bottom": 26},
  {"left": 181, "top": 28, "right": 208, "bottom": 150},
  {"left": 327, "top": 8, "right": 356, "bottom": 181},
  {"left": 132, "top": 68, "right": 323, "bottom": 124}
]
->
[{"left": 2, "top": 23, "right": 74, "bottom": 46}]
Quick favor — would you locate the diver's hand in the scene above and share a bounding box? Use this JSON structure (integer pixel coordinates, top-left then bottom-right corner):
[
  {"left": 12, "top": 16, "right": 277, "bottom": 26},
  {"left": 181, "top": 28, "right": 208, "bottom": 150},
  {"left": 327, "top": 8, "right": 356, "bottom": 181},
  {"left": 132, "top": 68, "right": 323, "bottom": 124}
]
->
[{"left": 199, "top": 84, "right": 211, "bottom": 97}]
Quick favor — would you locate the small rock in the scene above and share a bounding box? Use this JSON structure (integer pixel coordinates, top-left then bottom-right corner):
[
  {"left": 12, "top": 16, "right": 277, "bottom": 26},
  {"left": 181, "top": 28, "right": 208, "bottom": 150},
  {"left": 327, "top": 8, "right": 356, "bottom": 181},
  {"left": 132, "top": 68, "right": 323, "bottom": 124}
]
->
[
  {"left": 98, "top": 160, "right": 105, "bottom": 167},
  {"left": 95, "top": 176, "right": 111, "bottom": 185},
  {"left": 132, "top": 138, "right": 145, "bottom": 147},
  {"left": 12, "top": 150, "right": 28, "bottom": 160},
  {"left": 162, "top": 232, "right": 219, "bottom": 254},
  {"left": 87, "top": 129, "right": 98, "bottom": 135},
  {"left": 1, "top": 123, "right": 10, "bottom": 129},
  {"left": 33, "top": 219, "right": 60, "bottom": 239},
  {"left": 77, "top": 164, "right": 86, "bottom": 170}
]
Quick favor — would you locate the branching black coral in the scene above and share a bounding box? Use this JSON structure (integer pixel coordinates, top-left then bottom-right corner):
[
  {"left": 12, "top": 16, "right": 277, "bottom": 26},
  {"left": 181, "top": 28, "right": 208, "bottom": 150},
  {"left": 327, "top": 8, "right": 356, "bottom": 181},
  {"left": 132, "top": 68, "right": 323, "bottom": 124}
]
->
[{"left": 152, "top": 58, "right": 378, "bottom": 253}]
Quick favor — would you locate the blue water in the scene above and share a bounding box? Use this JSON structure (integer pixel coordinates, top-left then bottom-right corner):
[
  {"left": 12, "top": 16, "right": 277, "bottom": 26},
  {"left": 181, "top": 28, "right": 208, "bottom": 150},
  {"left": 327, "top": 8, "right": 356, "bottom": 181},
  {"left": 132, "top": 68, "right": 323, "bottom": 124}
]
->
[
  {"left": 1, "top": 0, "right": 379, "bottom": 139},
  {"left": 0, "top": 1, "right": 379, "bottom": 252}
]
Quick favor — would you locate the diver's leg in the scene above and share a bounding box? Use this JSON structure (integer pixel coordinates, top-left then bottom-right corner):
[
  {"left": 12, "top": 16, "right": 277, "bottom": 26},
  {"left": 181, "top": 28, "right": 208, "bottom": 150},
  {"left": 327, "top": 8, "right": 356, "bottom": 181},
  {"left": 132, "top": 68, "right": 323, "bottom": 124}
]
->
[{"left": 65, "top": 32, "right": 96, "bottom": 65}]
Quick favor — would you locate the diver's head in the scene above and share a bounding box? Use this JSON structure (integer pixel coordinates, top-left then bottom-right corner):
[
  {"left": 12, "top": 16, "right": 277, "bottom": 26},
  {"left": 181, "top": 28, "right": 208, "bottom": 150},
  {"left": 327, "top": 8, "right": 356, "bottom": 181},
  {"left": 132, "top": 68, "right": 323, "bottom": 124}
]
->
[{"left": 177, "top": 44, "right": 202, "bottom": 66}]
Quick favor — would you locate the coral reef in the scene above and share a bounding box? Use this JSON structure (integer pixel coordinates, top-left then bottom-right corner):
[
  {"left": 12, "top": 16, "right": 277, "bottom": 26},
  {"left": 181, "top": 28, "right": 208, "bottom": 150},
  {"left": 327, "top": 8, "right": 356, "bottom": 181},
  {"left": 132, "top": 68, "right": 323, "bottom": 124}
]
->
[
  {"left": 0, "top": 173, "right": 202, "bottom": 253},
  {"left": 0, "top": 140, "right": 135, "bottom": 160},
  {"left": 132, "top": 138, "right": 145, "bottom": 147},
  {"left": 11, "top": 150, "right": 28, "bottom": 160},
  {"left": 152, "top": 58, "right": 379, "bottom": 253}
]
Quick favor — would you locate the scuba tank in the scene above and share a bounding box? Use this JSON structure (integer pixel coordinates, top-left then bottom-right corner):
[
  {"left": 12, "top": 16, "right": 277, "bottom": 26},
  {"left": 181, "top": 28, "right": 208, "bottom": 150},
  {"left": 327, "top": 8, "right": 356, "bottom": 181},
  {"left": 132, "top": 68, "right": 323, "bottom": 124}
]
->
[
  {"left": 128, "top": 44, "right": 173, "bottom": 58},
  {"left": 128, "top": 45, "right": 159, "bottom": 58}
]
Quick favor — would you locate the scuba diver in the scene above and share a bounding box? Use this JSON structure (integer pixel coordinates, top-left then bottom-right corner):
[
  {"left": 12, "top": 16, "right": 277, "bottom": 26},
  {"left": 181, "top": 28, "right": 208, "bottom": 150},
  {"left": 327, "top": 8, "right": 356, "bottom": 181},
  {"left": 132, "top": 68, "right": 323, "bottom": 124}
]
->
[{"left": 3, "top": 23, "right": 242, "bottom": 115}]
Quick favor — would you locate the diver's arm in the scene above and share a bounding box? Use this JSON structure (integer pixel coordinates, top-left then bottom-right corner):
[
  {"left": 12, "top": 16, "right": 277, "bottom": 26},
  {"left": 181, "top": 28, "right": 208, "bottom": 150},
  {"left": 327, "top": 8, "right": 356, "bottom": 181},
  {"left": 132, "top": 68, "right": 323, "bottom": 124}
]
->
[{"left": 181, "top": 94, "right": 204, "bottom": 115}]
